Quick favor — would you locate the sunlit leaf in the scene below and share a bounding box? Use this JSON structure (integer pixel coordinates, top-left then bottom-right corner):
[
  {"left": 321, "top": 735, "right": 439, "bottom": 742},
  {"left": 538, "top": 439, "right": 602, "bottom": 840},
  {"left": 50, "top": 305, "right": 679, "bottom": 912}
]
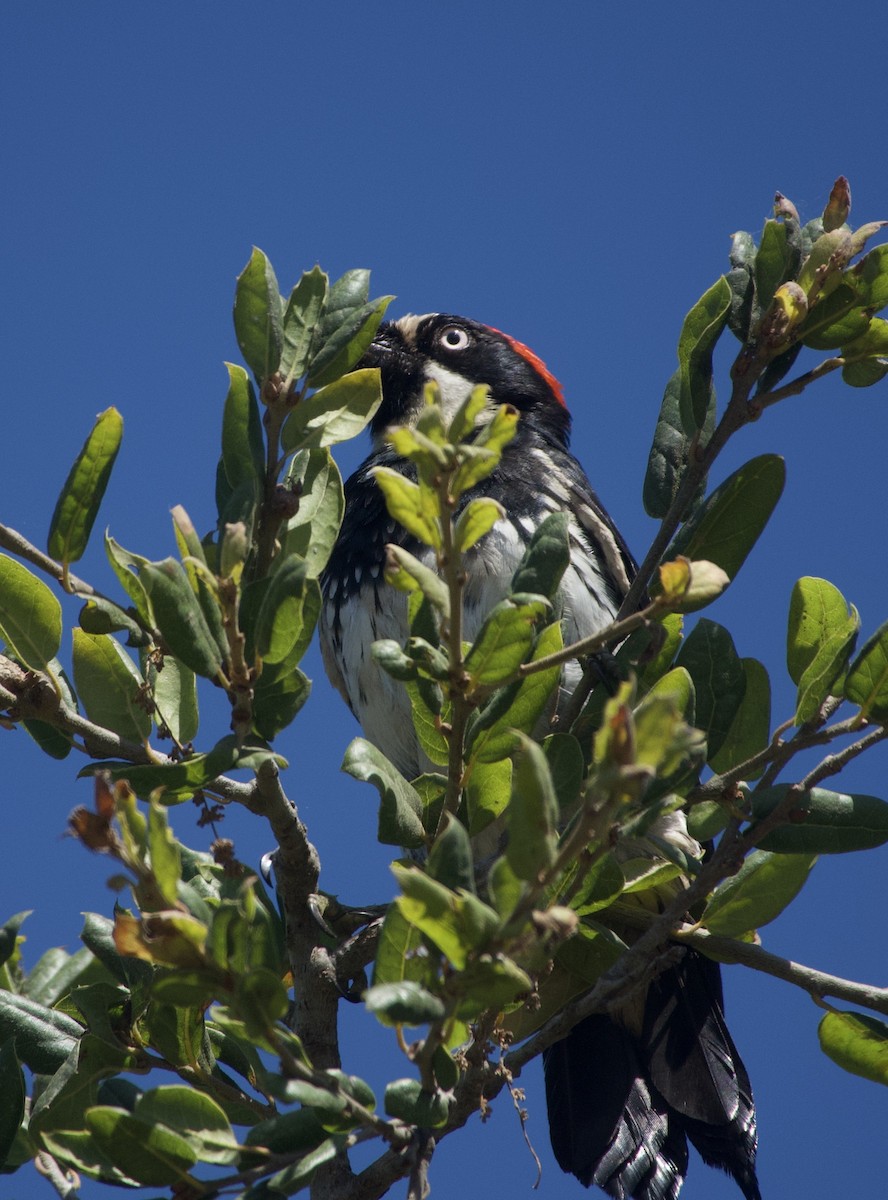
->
[
  {"left": 47, "top": 407, "right": 123, "bottom": 564},
  {"left": 71, "top": 629, "right": 152, "bottom": 742},
  {"left": 845, "top": 619, "right": 888, "bottom": 720},
  {"left": 280, "top": 266, "right": 328, "bottom": 383},
  {"left": 281, "top": 369, "right": 383, "bottom": 452},
  {"left": 233, "top": 247, "right": 282, "bottom": 383},
  {"left": 819, "top": 1010, "right": 888, "bottom": 1086},
  {"left": 701, "top": 849, "right": 816, "bottom": 937}
]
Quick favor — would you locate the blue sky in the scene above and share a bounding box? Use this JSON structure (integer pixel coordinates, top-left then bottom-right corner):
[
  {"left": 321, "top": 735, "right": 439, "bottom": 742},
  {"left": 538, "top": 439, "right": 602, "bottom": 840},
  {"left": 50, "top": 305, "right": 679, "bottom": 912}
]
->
[{"left": 2, "top": 4, "right": 887, "bottom": 1198}]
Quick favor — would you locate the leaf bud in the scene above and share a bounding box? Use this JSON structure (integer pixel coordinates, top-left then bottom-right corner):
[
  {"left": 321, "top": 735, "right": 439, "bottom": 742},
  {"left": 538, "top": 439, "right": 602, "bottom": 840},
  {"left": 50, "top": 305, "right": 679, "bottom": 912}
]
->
[
  {"left": 822, "top": 176, "right": 851, "bottom": 232},
  {"left": 774, "top": 192, "right": 800, "bottom": 223}
]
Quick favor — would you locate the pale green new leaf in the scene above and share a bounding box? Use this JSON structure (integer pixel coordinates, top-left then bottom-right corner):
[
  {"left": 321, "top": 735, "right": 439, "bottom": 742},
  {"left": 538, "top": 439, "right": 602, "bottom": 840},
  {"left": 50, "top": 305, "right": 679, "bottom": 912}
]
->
[
  {"left": 454, "top": 497, "right": 504, "bottom": 553},
  {"left": 819, "top": 1011, "right": 888, "bottom": 1086},
  {"left": 281, "top": 369, "right": 383, "bottom": 452},
  {"left": 373, "top": 467, "right": 441, "bottom": 550}
]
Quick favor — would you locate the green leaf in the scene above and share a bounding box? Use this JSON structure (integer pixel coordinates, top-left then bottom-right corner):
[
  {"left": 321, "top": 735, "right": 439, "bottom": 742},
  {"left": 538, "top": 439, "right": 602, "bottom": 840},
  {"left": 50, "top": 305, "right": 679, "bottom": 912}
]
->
[
  {"left": 542, "top": 732, "right": 585, "bottom": 812},
  {"left": 79, "top": 738, "right": 238, "bottom": 802},
  {"left": 384, "top": 1078, "right": 450, "bottom": 1127},
  {"left": 447, "top": 383, "right": 491, "bottom": 442},
  {"left": 750, "top": 787, "right": 888, "bottom": 854},
  {"left": 701, "top": 849, "right": 815, "bottom": 937},
  {"left": 386, "top": 544, "right": 450, "bottom": 612},
  {"left": 677, "top": 276, "right": 732, "bottom": 435},
  {"left": 466, "top": 757, "right": 512, "bottom": 836},
  {"left": 364, "top": 981, "right": 446, "bottom": 1027},
  {"left": 454, "top": 496, "right": 504, "bottom": 553},
  {"left": 454, "top": 953, "right": 532, "bottom": 1020},
  {"left": 845, "top": 619, "right": 888, "bottom": 720},
  {"left": 708, "top": 658, "right": 771, "bottom": 778},
  {"left": 509, "top": 510, "right": 571, "bottom": 598},
  {"left": 243, "top": 1137, "right": 342, "bottom": 1197},
  {"left": 842, "top": 357, "right": 888, "bottom": 388},
  {"left": 147, "top": 801, "right": 181, "bottom": 907},
  {"left": 468, "top": 620, "right": 563, "bottom": 763},
  {"left": 643, "top": 369, "right": 715, "bottom": 519},
  {"left": 788, "top": 578, "right": 859, "bottom": 724},
  {"left": 307, "top": 291, "right": 393, "bottom": 388},
  {"left": 754, "top": 219, "right": 792, "bottom": 313},
  {"left": 79, "top": 595, "right": 146, "bottom": 645},
  {"left": 0, "top": 1041, "right": 24, "bottom": 1168},
  {"left": 221, "top": 363, "right": 265, "bottom": 490},
  {"left": 464, "top": 596, "right": 549, "bottom": 687},
  {"left": 71, "top": 629, "right": 152, "bottom": 742},
  {"left": 427, "top": 813, "right": 475, "bottom": 893},
  {"left": 373, "top": 903, "right": 433, "bottom": 988},
  {"left": 252, "top": 660, "right": 311, "bottom": 740},
  {"left": 0, "top": 554, "right": 62, "bottom": 671},
  {"left": 392, "top": 864, "right": 499, "bottom": 969},
  {"left": 818, "top": 1010, "right": 888, "bottom": 1086},
  {"left": 644, "top": 664, "right": 695, "bottom": 720},
  {"left": 451, "top": 405, "right": 519, "bottom": 495},
  {"left": 245, "top": 1108, "right": 328, "bottom": 1155},
  {"left": 254, "top": 556, "right": 319, "bottom": 665},
  {"left": 668, "top": 455, "right": 785, "bottom": 586},
  {"left": 342, "top": 739, "right": 425, "bottom": 849},
  {"left": 848, "top": 243, "right": 888, "bottom": 312},
  {"left": 0, "top": 991, "right": 82, "bottom": 1074},
  {"left": 843, "top": 317, "right": 888, "bottom": 359},
  {"left": 632, "top": 687, "right": 698, "bottom": 775},
  {"left": 138, "top": 558, "right": 225, "bottom": 681},
  {"left": 148, "top": 655, "right": 199, "bottom": 745},
  {"left": 675, "top": 619, "right": 746, "bottom": 762},
  {"left": 104, "top": 533, "right": 153, "bottom": 626},
  {"left": 373, "top": 466, "right": 441, "bottom": 550},
  {"left": 487, "top": 854, "right": 524, "bottom": 920},
  {"left": 280, "top": 266, "right": 328, "bottom": 383},
  {"left": 555, "top": 919, "right": 626, "bottom": 985},
  {"left": 85, "top": 1107, "right": 197, "bottom": 1186},
  {"left": 47, "top": 407, "right": 123, "bottom": 564},
  {"left": 506, "top": 736, "right": 559, "bottom": 881},
  {"left": 635, "top": 613, "right": 685, "bottom": 692},
  {"left": 404, "top": 676, "right": 449, "bottom": 766},
  {"left": 233, "top": 247, "right": 282, "bottom": 383},
  {"left": 0, "top": 910, "right": 30, "bottom": 969},
  {"left": 131, "top": 1085, "right": 239, "bottom": 1165},
  {"left": 278, "top": 448, "right": 345, "bottom": 578},
  {"left": 568, "top": 852, "right": 624, "bottom": 915},
  {"left": 281, "top": 368, "right": 383, "bottom": 452},
  {"left": 800, "top": 284, "right": 869, "bottom": 349}
]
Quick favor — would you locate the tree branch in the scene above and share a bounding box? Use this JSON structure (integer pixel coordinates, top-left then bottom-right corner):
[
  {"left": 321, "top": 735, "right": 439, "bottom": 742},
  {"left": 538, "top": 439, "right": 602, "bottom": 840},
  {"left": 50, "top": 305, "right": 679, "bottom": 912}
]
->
[{"left": 676, "top": 924, "right": 888, "bottom": 1017}]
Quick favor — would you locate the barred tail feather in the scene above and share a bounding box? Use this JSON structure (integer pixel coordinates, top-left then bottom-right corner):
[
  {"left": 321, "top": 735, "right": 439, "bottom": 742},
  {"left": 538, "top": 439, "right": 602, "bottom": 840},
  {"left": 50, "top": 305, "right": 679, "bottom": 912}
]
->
[{"left": 543, "top": 950, "right": 759, "bottom": 1200}]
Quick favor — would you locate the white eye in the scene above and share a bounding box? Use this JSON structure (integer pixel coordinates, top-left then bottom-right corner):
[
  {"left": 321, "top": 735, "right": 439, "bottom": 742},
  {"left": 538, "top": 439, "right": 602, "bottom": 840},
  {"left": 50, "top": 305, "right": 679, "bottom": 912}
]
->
[{"left": 438, "top": 325, "right": 470, "bottom": 351}]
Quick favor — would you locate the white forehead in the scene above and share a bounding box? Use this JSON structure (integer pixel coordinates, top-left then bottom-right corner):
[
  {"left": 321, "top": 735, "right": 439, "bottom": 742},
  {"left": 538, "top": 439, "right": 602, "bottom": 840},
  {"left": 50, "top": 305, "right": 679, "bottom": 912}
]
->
[{"left": 390, "top": 313, "right": 434, "bottom": 346}]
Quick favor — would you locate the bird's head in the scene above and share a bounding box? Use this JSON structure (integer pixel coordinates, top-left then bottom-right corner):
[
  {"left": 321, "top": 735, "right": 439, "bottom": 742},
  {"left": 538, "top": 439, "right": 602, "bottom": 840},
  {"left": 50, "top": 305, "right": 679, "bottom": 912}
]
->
[{"left": 360, "top": 314, "right": 571, "bottom": 445}]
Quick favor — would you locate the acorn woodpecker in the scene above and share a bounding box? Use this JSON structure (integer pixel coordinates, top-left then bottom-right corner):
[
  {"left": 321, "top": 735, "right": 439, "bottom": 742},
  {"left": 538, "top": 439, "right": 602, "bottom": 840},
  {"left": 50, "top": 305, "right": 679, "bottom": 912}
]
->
[{"left": 319, "top": 314, "right": 760, "bottom": 1200}]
